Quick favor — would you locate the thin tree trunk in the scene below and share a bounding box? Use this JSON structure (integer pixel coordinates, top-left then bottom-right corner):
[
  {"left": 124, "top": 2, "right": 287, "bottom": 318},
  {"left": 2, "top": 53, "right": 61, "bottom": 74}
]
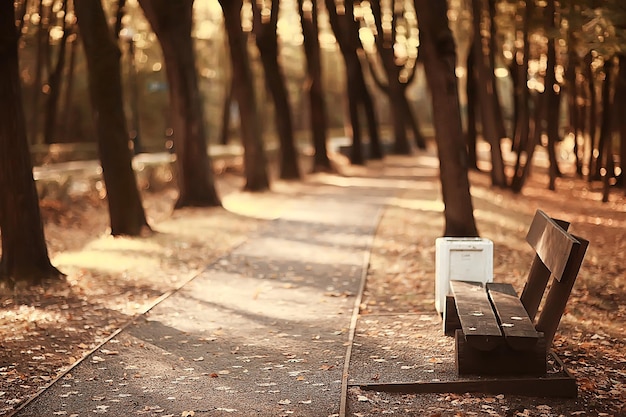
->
[
  {"left": 487, "top": 0, "right": 507, "bottom": 139},
  {"left": 75, "top": 0, "right": 150, "bottom": 235},
  {"left": 252, "top": 0, "right": 301, "bottom": 180},
  {"left": 325, "top": 0, "right": 382, "bottom": 163},
  {"left": 219, "top": 0, "right": 270, "bottom": 191},
  {"left": 413, "top": 0, "right": 478, "bottom": 237},
  {"left": 0, "top": 2, "right": 61, "bottom": 286},
  {"left": 596, "top": 57, "right": 613, "bottom": 184},
  {"left": 220, "top": 77, "right": 234, "bottom": 145},
  {"left": 545, "top": 0, "right": 561, "bottom": 191},
  {"left": 618, "top": 55, "right": 626, "bottom": 194},
  {"left": 466, "top": 46, "right": 478, "bottom": 169},
  {"left": 370, "top": 0, "right": 411, "bottom": 155},
  {"left": 43, "top": 0, "right": 69, "bottom": 145},
  {"left": 585, "top": 52, "right": 598, "bottom": 181},
  {"left": 566, "top": 47, "right": 582, "bottom": 177},
  {"left": 60, "top": 29, "right": 77, "bottom": 143},
  {"left": 399, "top": 91, "right": 427, "bottom": 150},
  {"left": 471, "top": 0, "right": 506, "bottom": 187},
  {"left": 298, "top": 0, "right": 331, "bottom": 172}
]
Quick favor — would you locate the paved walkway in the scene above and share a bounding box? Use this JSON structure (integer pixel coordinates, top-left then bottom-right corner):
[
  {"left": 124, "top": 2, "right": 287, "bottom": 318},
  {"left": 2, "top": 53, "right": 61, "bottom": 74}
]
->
[{"left": 15, "top": 184, "right": 393, "bottom": 416}]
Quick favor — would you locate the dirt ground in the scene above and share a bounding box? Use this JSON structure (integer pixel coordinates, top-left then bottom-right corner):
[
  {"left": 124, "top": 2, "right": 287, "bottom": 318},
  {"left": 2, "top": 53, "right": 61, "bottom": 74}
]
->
[{"left": 0, "top": 151, "right": 625, "bottom": 416}]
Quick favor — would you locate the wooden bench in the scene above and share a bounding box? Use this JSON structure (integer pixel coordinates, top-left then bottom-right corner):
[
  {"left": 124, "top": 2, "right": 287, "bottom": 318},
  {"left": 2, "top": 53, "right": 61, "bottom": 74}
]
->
[{"left": 443, "top": 210, "right": 589, "bottom": 377}]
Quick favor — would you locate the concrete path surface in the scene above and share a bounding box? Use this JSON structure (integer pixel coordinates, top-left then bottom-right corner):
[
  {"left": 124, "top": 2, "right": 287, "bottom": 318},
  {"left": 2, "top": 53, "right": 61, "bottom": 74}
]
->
[{"left": 15, "top": 184, "right": 393, "bottom": 417}]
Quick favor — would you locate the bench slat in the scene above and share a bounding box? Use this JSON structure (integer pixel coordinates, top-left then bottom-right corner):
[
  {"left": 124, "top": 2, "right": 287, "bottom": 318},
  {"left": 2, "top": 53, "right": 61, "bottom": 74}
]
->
[
  {"left": 487, "top": 283, "right": 540, "bottom": 351},
  {"left": 525, "top": 210, "right": 579, "bottom": 282},
  {"left": 450, "top": 281, "right": 503, "bottom": 351}
]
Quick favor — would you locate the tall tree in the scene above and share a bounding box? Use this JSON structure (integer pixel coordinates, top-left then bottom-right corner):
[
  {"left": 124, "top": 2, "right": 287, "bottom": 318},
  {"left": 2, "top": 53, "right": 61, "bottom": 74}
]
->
[
  {"left": 74, "top": 0, "right": 150, "bottom": 235},
  {"left": 139, "top": 0, "right": 222, "bottom": 205},
  {"left": 219, "top": 0, "right": 270, "bottom": 191},
  {"left": 43, "top": 0, "right": 71, "bottom": 145},
  {"left": 252, "top": 0, "right": 300, "bottom": 179},
  {"left": 325, "top": 0, "right": 383, "bottom": 164},
  {"left": 0, "top": 2, "right": 61, "bottom": 286},
  {"left": 470, "top": 0, "right": 506, "bottom": 187},
  {"left": 413, "top": 0, "right": 478, "bottom": 236},
  {"left": 366, "top": 0, "right": 425, "bottom": 154},
  {"left": 252, "top": 0, "right": 301, "bottom": 180},
  {"left": 297, "top": 0, "right": 332, "bottom": 172}
]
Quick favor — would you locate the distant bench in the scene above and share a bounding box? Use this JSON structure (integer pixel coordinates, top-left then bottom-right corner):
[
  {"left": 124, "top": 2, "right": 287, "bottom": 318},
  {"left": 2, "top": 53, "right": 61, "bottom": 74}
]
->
[{"left": 444, "top": 210, "right": 589, "bottom": 377}]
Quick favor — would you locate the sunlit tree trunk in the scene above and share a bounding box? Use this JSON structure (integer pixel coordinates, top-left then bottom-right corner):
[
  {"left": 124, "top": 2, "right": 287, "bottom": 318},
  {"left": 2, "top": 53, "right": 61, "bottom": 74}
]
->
[
  {"left": 75, "top": 0, "right": 150, "bottom": 235},
  {"left": 219, "top": 0, "right": 270, "bottom": 191},
  {"left": 140, "top": 0, "right": 223, "bottom": 204},
  {"left": 0, "top": 2, "right": 62, "bottom": 286},
  {"left": 252, "top": 0, "right": 301, "bottom": 180},
  {"left": 298, "top": 0, "right": 332, "bottom": 172},
  {"left": 413, "top": 0, "right": 478, "bottom": 237}
]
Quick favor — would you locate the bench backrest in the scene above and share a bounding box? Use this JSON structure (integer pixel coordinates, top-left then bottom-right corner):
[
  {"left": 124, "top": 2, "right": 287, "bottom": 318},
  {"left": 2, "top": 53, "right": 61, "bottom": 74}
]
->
[{"left": 520, "top": 210, "right": 589, "bottom": 347}]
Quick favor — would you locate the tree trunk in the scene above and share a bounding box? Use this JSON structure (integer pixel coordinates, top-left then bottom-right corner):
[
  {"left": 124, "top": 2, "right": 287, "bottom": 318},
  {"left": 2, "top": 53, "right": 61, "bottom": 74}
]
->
[
  {"left": 139, "top": 0, "right": 223, "bottom": 205},
  {"left": 219, "top": 0, "right": 270, "bottom": 191},
  {"left": 413, "top": 0, "right": 478, "bottom": 237},
  {"left": 325, "top": 0, "right": 382, "bottom": 163},
  {"left": 617, "top": 55, "right": 626, "bottom": 194},
  {"left": 544, "top": 0, "right": 561, "bottom": 191},
  {"left": 370, "top": 0, "right": 411, "bottom": 155},
  {"left": 599, "top": 57, "right": 615, "bottom": 202},
  {"left": 487, "top": 0, "right": 507, "bottom": 140},
  {"left": 252, "top": 0, "right": 301, "bottom": 180},
  {"left": 0, "top": 2, "right": 62, "bottom": 286},
  {"left": 565, "top": 47, "right": 582, "bottom": 177},
  {"left": 400, "top": 91, "right": 427, "bottom": 150},
  {"left": 220, "top": 76, "right": 234, "bottom": 145},
  {"left": 466, "top": 46, "right": 478, "bottom": 169},
  {"left": 60, "top": 24, "right": 77, "bottom": 143},
  {"left": 471, "top": 0, "right": 506, "bottom": 187},
  {"left": 596, "top": 58, "right": 613, "bottom": 184},
  {"left": 43, "top": 0, "right": 70, "bottom": 145},
  {"left": 298, "top": 0, "right": 331, "bottom": 172},
  {"left": 585, "top": 52, "right": 598, "bottom": 181},
  {"left": 75, "top": 0, "right": 150, "bottom": 235}
]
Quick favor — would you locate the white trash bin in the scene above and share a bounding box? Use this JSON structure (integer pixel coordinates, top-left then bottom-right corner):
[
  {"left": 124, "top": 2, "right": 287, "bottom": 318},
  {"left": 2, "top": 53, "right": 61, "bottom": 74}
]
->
[{"left": 435, "top": 237, "right": 494, "bottom": 314}]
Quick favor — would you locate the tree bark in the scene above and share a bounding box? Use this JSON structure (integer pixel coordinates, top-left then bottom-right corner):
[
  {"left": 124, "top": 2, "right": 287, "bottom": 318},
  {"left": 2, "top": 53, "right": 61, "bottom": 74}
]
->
[
  {"left": 585, "top": 52, "right": 598, "bottom": 181},
  {"left": 471, "top": 0, "right": 506, "bottom": 187},
  {"left": 139, "top": 0, "right": 222, "bottom": 205},
  {"left": 0, "top": 2, "right": 62, "bottom": 286},
  {"left": 617, "top": 55, "right": 626, "bottom": 195},
  {"left": 544, "top": 0, "right": 561, "bottom": 191},
  {"left": 75, "top": 0, "right": 150, "bottom": 235},
  {"left": 298, "top": 0, "right": 332, "bottom": 172},
  {"left": 369, "top": 0, "right": 411, "bottom": 155},
  {"left": 325, "top": 0, "right": 383, "bottom": 163},
  {"left": 413, "top": 0, "right": 478, "bottom": 237},
  {"left": 219, "top": 0, "right": 270, "bottom": 191},
  {"left": 466, "top": 47, "right": 479, "bottom": 169},
  {"left": 252, "top": 0, "right": 301, "bottom": 180},
  {"left": 43, "top": 0, "right": 70, "bottom": 145}
]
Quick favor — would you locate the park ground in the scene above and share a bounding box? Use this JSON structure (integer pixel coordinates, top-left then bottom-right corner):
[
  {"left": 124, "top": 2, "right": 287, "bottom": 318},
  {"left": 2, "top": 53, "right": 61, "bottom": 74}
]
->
[{"left": 0, "top": 147, "right": 625, "bottom": 416}]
